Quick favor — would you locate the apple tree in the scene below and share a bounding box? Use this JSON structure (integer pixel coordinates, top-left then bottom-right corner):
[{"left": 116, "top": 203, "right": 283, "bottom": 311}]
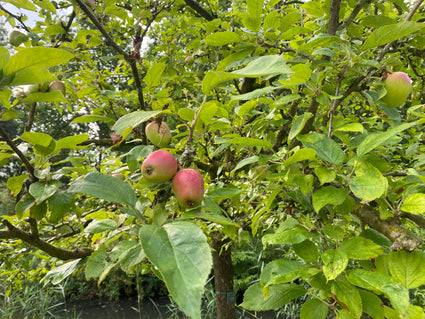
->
[{"left": 1, "top": 0, "right": 425, "bottom": 318}]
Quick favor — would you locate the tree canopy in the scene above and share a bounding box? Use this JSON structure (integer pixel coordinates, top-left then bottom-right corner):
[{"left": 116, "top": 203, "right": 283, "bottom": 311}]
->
[{"left": 1, "top": 0, "right": 425, "bottom": 318}]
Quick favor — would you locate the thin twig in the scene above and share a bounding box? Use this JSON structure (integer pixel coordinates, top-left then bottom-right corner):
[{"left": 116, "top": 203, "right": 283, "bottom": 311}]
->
[
  {"left": 0, "top": 125, "right": 36, "bottom": 179},
  {"left": 0, "top": 4, "right": 31, "bottom": 32},
  {"left": 328, "top": 65, "right": 347, "bottom": 137},
  {"left": 338, "top": 0, "right": 370, "bottom": 31}
]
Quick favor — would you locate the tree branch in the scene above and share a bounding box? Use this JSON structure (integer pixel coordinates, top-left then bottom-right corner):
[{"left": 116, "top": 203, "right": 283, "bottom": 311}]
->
[
  {"left": 399, "top": 211, "right": 425, "bottom": 228},
  {"left": 328, "top": 0, "right": 341, "bottom": 35},
  {"left": 0, "top": 4, "right": 31, "bottom": 32},
  {"left": 0, "top": 219, "right": 93, "bottom": 260},
  {"left": 0, "top": 125, "right": 36, "bottom": 180},
  {"left": 73, "top": 0, "right": 145, "bottom": 110},
  {"left": 338, "top": 0, "right": 370, "bottom": 31},
  {"left": 184, "top": 0, "right": 217, "bottom": 21},
  {"left": 354, "top": 206, "right": 422, "bottom": 251}
]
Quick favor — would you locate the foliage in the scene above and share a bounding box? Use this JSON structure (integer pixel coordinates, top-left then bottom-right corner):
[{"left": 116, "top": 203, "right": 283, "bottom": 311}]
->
[{"left": 1, "top": 0, "right": 425, "bottom": 318}]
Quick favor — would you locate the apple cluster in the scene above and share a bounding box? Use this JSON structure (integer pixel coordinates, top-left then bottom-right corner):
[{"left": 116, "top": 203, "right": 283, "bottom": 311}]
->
[{"left": 141, "top": 150, "right": 204, "bottom": 210}]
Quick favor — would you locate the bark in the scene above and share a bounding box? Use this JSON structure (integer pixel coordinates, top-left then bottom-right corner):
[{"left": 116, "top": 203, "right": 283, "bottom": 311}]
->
[
  {"left": 212, "top": 234, "right": 235, "bottom": 319},
  {"left": 0, "top": 219, "right": 93, "bottom": 260},
  {"left": 354, "top": 206, "right": 422, "bottom": 251}
]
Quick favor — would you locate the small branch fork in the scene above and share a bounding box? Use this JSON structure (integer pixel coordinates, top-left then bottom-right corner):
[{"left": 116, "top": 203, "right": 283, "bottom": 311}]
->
[
  {"left": 73, "top": 0, "right": 146, "bottom": 110},
  {"left": 0, "top": 218, "right": 93, "bottom": 260}
]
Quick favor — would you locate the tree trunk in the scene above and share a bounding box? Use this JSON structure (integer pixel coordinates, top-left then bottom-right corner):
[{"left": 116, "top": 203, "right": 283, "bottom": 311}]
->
[{"left": 212, "top": 234, "right": 235, "bottom": 319}]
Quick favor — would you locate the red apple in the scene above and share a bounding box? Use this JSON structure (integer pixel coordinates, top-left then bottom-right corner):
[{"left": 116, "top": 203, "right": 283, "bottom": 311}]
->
[
  {"left": 184, "top": 56, "right": 194, "bottom": 65},
  {"left": 145, "top": 121, "right": 172, "bottom": 148},
  {"left": 172, "top": 169, "right": 204, "bottom": 209},
  {"left": 48, "top": 81, "right": 66, "bottom": 94},
  {"left": 381, "top": 71, "right": 412, "bottom": 108},
  {"left": 141, "top": 150, "right": 177, "bottom": 183}
]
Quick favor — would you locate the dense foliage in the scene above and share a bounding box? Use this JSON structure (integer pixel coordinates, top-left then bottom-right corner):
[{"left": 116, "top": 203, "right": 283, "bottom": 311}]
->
[{"left": 1, "top": 0, "right": 425, "bottom": 318}]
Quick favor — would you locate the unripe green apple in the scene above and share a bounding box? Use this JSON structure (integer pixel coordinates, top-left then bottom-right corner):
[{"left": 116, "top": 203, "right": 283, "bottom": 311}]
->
[
  {"left": 141, "top": 150, "right": 177, "bottom": 183},
  {"left": 145, "top": 121, "right": 172, "bottom": 148},
  {"left": 9, "top": 30, "right": 28, "bottom": 47},
  {"left": 48, "top": 81, "right": 66, "bottom": 94},
  {"left": 381, "top": 71, "right": 412, "bottom": 108},
  {"left": 112, "top": 173, "right": 125, "bottom": 180},
  {"left": 27, "top": 82, "right": 49, "bottom": 94},
  {"left": 172, "top": 169, "right": 204, "bottom": 209}
]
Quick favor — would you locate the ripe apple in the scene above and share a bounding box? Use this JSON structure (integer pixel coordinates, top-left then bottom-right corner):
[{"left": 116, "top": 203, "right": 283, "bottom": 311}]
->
[
  {"left": 172, "top": 169, "right": 204, "bottom": 209},
  {"left": 112, "top": 173, "right": 125, "bottom": 180},
  {"left": 48, "top": 81, "right": 66, "bottom": 94},
  {"left": 141, "top": 150, "right": 177, "bottom": 183},
  {"left": 9, "top": 30, "right": 28, "bottom": 46},
  {"left": 381, "top": 71, "right": 412, "bottom": 108},
  {"left": 145, "top": 121, "right": 172, "bottom": 148}
]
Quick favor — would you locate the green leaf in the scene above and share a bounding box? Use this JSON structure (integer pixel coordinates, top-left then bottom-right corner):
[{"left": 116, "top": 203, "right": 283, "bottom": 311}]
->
[
  {"left": 85, "top": 219, "right": 118, "bottom": 234},
  {"left": 299, "top": 133, "right": 344, "bottom": 165},
  {"left": 85, "top": 247, "right": 107, "bottom": 280},
  {"left": 315, "top": 166, "right": 336, "bottom": 185},
  {"left": 69, "top": 172, "right": 137, "bottom": 207},
  {"left": 312, "top": 186, "right": 348, "bottom": 213},
  {"left": 48, "top": 192, "right": 75, "bottom": 223},
  {"left": 356, "top": 121, "right": 418, "bottom": 157},
  {"left": 362, "top": 22, "right": 425, "bottom": 50},
  {"left": 260, "top": 259, "right": 304, "bottom": 297},
  {"left": 288, "top": 112, "right": 314, "bottom": 142},
  {"left": 241, "top": 0, "right": 264, "bottom": 32},
  {"left": 232, "top": 55, "right": 291, "bottom": 77},
  {"left": 55, "top": 134, "right": 90, "bottom": 151},
  {"left": 180, "top": 211, "right": 240, "bottom": 227},
  {"left": 203, "top": 55, "right": 291, "bottom": 94},
  {"left": 205, "top": 31, "right": 242, "bottom": 46},
  {"left": 339, "top": 237, "right": 384, "bottom": 260},
  {"left": 112, "top": 110, "right": 161, "bottom": 135},
  {"left": 21, "top": 91, "right": 67, "bottom": 103},
  {"left": 30, "top": 201, "right": 47, "bottom": 220},
  {"left": 241, "top": 282, "right": 306, "bottom": 311},
  {"left": 401, "top": 193, "right": 425, "bottom": 214},
  {"left": 232, "top": 156, "right": 259, "bottom": 173},
  {"left": 335, "top": 123, "right": 364, "bottom": 133},
  {"left": 322, "top": 248, "right": 348, "bottom": 281},
  {"left": 280, "top": 63, "right": 312, "bottom": 85},
  {"left": 198, "top": 101, "right": 218, "bottom": 124},
  {"left": 2, "top": 0, "right": 36, "bottom": 11},
  {"left": 263, "top": 225, "right": 315, "bottom": 246},
  {"left": 43, "top": 259, "right": 82, "bottom": 286},
  {"left": 347, "top": 269, "right": 409, "bottom": 316},
  {"left": 300, "top": 299, "right": 329, "bottom": 319},
  {"left": 349, "top": 161, "right": 388, "bottom": 202},
  {"left": 0, "top": 89, "right": 12, "bottom": 109},
  {"left": 15, "top": 194, "right": 36, "bottom": 219},
  {"left": 9, "top": 68, "right": 56, "bottom": 87},
  {"left": 284, "top": 148, "right": 316, "bottom": 166},
  {"left": 7, "top": 174, "right": 29, "bottom": 196},
  {"left": 387, "top": 250, "right": 425, "bottom": 289},
  {"left": 29, "top": 181, "right": 60, "bottom": 204},
  {"left": 4, "top": 47, "right": 74, "bottom": 75},
  {"left": 207, "top": 186, "right": 243, "bottom": 200},
  {"left": 71, "top": 115, "right": 114, "bottom": 124},
  {"left": 331, "top": 277, "right": 362, "bottom": 319},
  {"left": 139, "top": 222, "right": 212, "bottom": 319},
  {"left": 21, "top": 131, "right": 53, "bottom": 147},
  {"left": 359, "top": 290, "right": 384, "bottom": 319},
  {"left": 126, "top": 145, "right": 154, "bottom": 172},
  {"left": 0, "top": 47, "right": 10, "bottom": 70},
  {"left": 218, "top": 137, "right": 272, "bottom": 149},
  {"left": 145, "top": 62, "right": 166, "bottom": 88},
  {"left": 293, "top": 240, "right": 319, "bottom": 263}
]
